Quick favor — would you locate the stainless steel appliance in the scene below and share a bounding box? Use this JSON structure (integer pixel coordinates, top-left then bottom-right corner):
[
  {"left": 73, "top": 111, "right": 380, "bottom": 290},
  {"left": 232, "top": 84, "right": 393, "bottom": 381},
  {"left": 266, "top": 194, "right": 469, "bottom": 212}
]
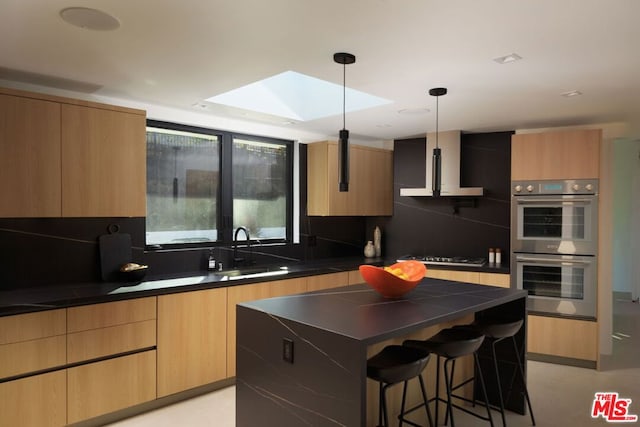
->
[
  {"left": 511, "top": 179, "right": 598, "bottom": 318},
  {"left": 512, "top": 253, "right": 596, "bottom": 317},
  {"left": 397, "top": 255, "right": 486, "bottom": 267},
  {"left": 511, "top": 179, "right": 598, "bottom": 255}
]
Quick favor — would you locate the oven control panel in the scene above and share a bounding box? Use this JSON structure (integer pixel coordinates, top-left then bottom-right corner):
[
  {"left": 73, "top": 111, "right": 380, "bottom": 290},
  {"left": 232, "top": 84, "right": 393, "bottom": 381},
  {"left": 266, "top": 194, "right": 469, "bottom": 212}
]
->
[{"left": 512, "top": 179, "right": 598, "bottom": 195}]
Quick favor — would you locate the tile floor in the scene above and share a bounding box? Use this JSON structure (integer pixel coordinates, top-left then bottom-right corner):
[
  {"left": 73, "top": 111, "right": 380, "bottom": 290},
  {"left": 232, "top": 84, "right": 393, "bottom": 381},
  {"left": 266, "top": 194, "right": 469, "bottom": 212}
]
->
[{"left": 108, "top": 297, "right": 640, "bottom": 426}]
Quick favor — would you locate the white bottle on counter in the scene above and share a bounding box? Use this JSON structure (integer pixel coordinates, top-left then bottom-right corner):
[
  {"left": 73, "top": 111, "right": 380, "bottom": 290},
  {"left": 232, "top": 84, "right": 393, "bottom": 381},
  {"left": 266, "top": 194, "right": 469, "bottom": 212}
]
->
[
  {"left": 374, "top": 226, "right": 382, "bottom": 257},
  {"left": 488, "top": 248, "right": 495, "bottom": 264},
  {"left": 495, "top": 248, "right": 502, "bottom": 265},
  {"left": 364, "top": 241, "right": 376, "bottom": 258}
]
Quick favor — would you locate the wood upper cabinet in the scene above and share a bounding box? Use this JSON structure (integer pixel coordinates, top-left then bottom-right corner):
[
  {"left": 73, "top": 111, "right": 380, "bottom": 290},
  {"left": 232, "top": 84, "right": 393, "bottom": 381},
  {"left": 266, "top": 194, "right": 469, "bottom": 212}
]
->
[
  {"left": 511, "top": 129, "right": 601, "bottom": 180},
  {"left": 157, "top": 288, "right": 228, "bottom": 397},
  {"left": 307, "top": 141, "right": 393, "bottom": 216},
  {"left": 0, "top": 92, "right": 62, "bottom": 217},
  {"left": 61, "top": 104, "right": 146, "bottom": 217},
  {"left": 0, "top": 86, "right": 146, "bottom": 218}
]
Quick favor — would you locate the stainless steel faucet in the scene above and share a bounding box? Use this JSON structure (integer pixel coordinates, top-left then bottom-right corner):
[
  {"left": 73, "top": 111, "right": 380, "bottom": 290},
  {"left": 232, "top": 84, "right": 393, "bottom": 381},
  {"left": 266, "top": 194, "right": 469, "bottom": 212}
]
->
[{"left": 233, "top": 226, "right": 251, "bottom": 267}]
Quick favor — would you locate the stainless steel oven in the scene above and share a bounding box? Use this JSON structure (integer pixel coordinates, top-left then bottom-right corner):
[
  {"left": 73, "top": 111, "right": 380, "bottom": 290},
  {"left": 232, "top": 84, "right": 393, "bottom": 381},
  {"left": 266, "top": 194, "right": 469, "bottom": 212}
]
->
[
  {"left": 511, "top": 179, "right": 598, "bottom": 255},
  {"left": 512, "top": 253, "right": 596, "bottom": 318}
]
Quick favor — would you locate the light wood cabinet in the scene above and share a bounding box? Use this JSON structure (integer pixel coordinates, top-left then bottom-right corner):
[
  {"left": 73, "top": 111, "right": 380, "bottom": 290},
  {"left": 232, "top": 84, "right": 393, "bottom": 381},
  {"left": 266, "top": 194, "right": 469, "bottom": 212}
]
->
[
  {"left": 157, "top": 288, "right": 228, "bottom": 397},
  {"left": 67, "top": 350, "right": 156, "bottom": 424},
  {"left": 426, "top": 269, "right": 480, "bottom": 284},
  {"left": 477, "top": 272, "right": 510, "bottom": 288},
  {"left": 348, "top": 269, "right": 365, "bottom": 285},
  {"left": 306, "top": 271, "right": 349, "bottom": 292},
  {"left": 0, "top": 309, "right": 66, "bottom": 379},
  {"left": 226, "top": 277, "right": 307, "bottom": 376},
  {"left": 0, "top": 371, "right": 67, "bottom": 427},
  {"left": 0, "top": 86, "right": 146, "bottom": 218},
  {"left": 511, "top": 129, "right": 601, "bottom": 180},
  {"left": 61, "top": 104, "right": 146, "bottom": 217},
  {"left": 0, "top": 92, "right": 62, "bottom": 217},
  {"left": 527, "top": 315, "right": 598, "bottom": 362},
  {"left": 307, "top": 141, "right": 393, "bottom": 216}
]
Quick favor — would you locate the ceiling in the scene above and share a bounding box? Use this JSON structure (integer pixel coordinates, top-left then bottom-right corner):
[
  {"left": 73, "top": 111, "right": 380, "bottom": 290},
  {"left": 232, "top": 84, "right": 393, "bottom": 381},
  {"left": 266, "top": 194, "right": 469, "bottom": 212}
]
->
[{"left": 1, "top": 0, "right": 639, "bottom": 143}]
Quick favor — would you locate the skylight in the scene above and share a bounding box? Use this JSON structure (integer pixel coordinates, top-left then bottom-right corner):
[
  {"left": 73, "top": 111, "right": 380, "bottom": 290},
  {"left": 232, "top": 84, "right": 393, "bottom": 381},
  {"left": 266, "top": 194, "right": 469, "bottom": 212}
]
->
[{"left": 205, "top": 71, "right": 391, "bottom": 122}]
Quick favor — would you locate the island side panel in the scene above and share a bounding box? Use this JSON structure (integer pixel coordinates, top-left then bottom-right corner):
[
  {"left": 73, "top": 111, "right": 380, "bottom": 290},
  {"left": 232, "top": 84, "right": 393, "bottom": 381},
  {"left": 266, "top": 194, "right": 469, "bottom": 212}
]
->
[
  {"left": 474, "top": 295, "right": 528, "bottom": 414},
  {"left": 236, "top": 304, "right": 366, "bottom": 427}
]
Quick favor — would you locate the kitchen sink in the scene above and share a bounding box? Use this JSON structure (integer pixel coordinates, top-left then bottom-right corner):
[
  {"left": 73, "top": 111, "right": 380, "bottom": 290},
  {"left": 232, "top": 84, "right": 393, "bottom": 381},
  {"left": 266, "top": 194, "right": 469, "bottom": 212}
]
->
[{"left": 213, "top": 266, "right": 289, "bottom": 281}]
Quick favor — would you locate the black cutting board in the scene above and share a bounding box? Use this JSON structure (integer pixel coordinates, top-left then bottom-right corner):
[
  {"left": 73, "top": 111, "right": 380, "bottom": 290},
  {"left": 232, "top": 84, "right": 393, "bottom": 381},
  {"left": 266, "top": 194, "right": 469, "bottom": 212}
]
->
[{"left": 99, "top": 225, "right": 132, "bottom": 282}]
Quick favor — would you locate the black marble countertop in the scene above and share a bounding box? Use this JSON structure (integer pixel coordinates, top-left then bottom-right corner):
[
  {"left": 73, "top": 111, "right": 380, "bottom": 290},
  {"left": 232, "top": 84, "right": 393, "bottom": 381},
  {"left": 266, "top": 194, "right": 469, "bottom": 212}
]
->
[
  {"left": 0, "top": 256, "right": 509, "bottom": 317},
  {"left": 239, "top": 279, "right": 527, "bottom": 344}
]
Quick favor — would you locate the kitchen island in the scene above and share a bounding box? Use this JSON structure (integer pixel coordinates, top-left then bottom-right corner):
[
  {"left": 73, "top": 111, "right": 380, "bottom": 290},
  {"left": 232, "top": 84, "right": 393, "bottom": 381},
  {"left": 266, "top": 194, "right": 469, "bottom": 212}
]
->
[{"left": 236, "top": 278, "right": 527, "bottom": 426}]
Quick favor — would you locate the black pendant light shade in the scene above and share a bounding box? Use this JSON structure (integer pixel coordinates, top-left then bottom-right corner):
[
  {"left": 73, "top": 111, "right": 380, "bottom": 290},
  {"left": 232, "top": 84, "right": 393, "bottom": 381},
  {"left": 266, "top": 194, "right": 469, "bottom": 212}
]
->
[
  {"left": 429, "top": 87, "right": 447, "bottom": 197},
  {"left": 334, "top": 52, "right": 356, "bottom": 192}
]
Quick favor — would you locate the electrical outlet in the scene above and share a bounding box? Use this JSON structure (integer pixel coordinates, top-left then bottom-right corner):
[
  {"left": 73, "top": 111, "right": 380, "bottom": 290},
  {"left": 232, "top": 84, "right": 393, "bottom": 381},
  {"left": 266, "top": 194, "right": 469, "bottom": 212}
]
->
[{"left": 282, "top": 338, "right": 294, "bottom": 363}]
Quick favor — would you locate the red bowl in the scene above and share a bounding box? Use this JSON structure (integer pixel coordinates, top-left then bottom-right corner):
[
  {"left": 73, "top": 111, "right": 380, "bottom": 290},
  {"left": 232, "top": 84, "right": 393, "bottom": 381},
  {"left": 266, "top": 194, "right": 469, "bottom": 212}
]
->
[{"left": 359, "top": 261, "right": 426, "bottom": 298}]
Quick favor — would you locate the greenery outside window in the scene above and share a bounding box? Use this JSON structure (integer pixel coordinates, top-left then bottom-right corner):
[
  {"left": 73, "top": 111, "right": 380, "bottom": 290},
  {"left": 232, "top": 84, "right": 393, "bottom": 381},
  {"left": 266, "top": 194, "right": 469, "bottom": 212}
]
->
[{"left": 146, "top": 120, "right": 293, "bottom": 249}]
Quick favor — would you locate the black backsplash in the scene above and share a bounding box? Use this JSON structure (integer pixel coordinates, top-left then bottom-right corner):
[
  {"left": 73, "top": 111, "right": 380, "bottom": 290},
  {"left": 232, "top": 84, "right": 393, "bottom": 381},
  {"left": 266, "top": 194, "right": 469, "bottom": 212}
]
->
[{"left": 367, "top": 131, "right": 513, "bottom": 261}]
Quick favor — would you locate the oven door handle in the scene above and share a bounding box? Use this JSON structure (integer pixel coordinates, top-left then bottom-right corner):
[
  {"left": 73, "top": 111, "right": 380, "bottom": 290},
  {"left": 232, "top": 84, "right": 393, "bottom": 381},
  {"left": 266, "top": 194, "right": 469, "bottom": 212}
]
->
[
  {"left": 515, "top": 256, "right": 593, "bottom": 265},
  {"left": 514, "top": 197, "right": 594, "bottom": 204}
]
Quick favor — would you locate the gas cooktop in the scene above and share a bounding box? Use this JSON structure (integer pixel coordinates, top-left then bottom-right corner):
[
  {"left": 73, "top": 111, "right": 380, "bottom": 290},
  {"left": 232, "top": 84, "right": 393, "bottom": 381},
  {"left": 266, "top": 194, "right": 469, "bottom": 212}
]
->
[{"left": 397, "top": 255, "right": 486, "bottom": 267}]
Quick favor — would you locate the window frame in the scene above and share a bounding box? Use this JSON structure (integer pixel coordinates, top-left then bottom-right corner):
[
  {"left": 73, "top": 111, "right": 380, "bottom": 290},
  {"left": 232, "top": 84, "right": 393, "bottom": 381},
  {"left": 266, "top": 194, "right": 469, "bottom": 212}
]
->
[{"left": 145, "top": 119, "right": 294, "bottom": 250}]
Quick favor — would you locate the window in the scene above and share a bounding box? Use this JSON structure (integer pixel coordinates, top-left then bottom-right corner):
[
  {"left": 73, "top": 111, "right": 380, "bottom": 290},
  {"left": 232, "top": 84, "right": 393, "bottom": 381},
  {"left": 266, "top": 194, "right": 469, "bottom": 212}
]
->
[{"left": 146, "top": 121, "right": 293, "bottom": 248}]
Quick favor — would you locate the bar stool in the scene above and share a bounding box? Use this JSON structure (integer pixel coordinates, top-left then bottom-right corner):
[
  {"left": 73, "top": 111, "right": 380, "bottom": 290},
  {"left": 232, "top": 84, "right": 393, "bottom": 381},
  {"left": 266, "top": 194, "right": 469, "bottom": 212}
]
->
[
  {"left": 404, "top": 328, "right": 494, "bottom": 427},
  {"left": 464, "top": 318, "right": 536, "bottom": 427},
  {"left": 367, "top": 345, "right": 434, "bottom": 427}
]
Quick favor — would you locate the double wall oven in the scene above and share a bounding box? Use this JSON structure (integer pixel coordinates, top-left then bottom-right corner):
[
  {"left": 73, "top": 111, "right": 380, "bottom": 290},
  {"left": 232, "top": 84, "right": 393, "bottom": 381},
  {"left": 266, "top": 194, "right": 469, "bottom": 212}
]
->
[{"left": 511, "top": 179, "right": 598, "bottom": 318}]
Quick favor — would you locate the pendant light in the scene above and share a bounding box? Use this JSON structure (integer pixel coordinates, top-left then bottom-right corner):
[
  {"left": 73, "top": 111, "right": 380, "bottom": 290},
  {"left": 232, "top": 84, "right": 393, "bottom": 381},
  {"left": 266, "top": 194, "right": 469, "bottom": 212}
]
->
[
  {"left": 334, "top": 52, "right": 356, "bottom": 192},
  {"left": 429, "top": 87, "right": 447, "bottom": 197}
]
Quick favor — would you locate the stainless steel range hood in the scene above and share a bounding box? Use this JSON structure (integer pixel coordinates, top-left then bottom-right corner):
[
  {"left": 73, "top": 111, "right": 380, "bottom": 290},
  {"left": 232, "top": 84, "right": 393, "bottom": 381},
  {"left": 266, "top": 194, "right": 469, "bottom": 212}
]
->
[{"left": 400, "top": 130, "right": 483, "bottom": 197}]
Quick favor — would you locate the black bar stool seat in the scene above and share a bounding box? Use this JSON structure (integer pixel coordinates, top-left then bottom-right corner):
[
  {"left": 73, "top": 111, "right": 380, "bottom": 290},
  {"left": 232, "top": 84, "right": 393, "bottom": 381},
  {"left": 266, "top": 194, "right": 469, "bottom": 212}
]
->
[
  {"left": 367, "top": 345, "right": 434, "bottom": 427},
  {"left": 404, "top": 328, "right": 494, "bottom": 427}
]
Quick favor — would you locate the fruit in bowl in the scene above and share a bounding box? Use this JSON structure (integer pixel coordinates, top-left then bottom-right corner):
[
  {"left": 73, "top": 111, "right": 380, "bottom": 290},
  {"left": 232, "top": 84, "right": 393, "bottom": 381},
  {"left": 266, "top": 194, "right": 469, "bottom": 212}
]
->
[{"left": 359, "top": 260, "right": 426, "bottom": 298}]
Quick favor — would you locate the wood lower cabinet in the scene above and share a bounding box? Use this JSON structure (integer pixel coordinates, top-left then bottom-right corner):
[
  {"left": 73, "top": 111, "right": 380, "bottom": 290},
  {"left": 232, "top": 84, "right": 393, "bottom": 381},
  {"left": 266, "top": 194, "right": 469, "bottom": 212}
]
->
[
  {"left": 426, "top": 269, "right": 480, "bottom": 284},
  {"left": 67, "top": 350, "right": 156, "bottom": 424},
  {"left": 477, "top": 272, "right": 510, "bottom": 288},
  {"left": 0, "top": 92, "right": 61, "bottom": 217},
  {"left": 0, "top": 370, "right": 67, "bottom": 427},
  {"left": 511, "top": 128, "right": 601, "bottom": 180},
  {"left": 307, "top": 141, "right": 393, "bottom": 216},
  {"left": 306, "top": 271, "right": 350, "bottom": 292},
  {"left": 527, "top": 315, "right": 598, "bottom": 362},
  {"left": 0, "top": 309, "right": 66, "bottom": 379},
  {"left": 157, "top": 288, "right": 228, "bottom": 397},
  {"left": 348, "top": 269, "right": 365, "bottom": 285}
]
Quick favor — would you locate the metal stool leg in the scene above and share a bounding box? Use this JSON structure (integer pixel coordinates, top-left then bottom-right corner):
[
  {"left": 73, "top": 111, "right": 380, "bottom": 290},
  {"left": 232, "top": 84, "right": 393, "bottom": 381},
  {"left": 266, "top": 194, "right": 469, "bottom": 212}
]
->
[
  {"left": 417, "top": 374, "right": 435, "bottom": 427},
  {"left": 444, "top": 358, "right": 455, "bottom": 427},
  {"left": 511, "top": 336, "right": 536, "bottom": 426},
  {"left": 491, "top": 337, "right": 508, "bottom": 427},
  {"left": 474, "top": 352, "right": 495, "bottom": 427}
]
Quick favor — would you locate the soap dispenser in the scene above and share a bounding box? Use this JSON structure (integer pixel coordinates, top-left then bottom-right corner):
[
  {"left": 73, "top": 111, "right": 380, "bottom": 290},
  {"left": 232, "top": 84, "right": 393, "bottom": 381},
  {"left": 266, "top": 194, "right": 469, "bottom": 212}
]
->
[{"left": 208, "top": 249, "right": 217, "bottom": 271}]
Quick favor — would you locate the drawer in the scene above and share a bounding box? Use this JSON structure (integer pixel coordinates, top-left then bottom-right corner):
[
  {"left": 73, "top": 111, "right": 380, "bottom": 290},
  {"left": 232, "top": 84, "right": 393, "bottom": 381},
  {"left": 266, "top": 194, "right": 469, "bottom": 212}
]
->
[
  {"left": 67, "top": 319, "right": 156, "bottom": 363},
  {"left": 67, "top": 297, "right": 156, "bottom": 333},
  {"left": 0, "top": 309, "right": 65, "bottom": 345},
  {"left": 0, "top": 370, "right": 66, "bottom": 427},
  {"left": 0, "top": 336, "right": 66, "bottom": 379},
  {"left": 67, "top": 350, "right": 156, "bottom": 423}
]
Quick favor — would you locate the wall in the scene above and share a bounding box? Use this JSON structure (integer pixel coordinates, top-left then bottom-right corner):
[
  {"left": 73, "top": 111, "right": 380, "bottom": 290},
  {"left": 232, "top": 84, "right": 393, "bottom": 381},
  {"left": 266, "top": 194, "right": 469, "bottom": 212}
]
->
[
  {"left": 0, "top": 144, "right": 366, "bottom": 291},
  {"left": 368, "top": 131, "right": 513, "bottom": 260}
]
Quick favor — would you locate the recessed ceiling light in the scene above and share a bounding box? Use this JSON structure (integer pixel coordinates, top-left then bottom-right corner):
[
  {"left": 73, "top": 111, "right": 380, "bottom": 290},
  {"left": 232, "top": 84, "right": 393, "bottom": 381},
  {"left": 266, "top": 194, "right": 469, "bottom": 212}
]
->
[
  {"left": 376, "top": 124, "right": 392, "bottom": 128},
  {"left": 493, "top": 53, "right": 522, "bottom": 64},
  {"left": 561, "top": 90, "right": 583, "bottom": 98},
  {"left": 60, "top": 7, "right": 120, "bottom": 31},
  {"left": 398, "top": 108, "right": 430, "bottom": 115},
  {"left": 191, "top": 102, "right": 209, "bottom": 110}
]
